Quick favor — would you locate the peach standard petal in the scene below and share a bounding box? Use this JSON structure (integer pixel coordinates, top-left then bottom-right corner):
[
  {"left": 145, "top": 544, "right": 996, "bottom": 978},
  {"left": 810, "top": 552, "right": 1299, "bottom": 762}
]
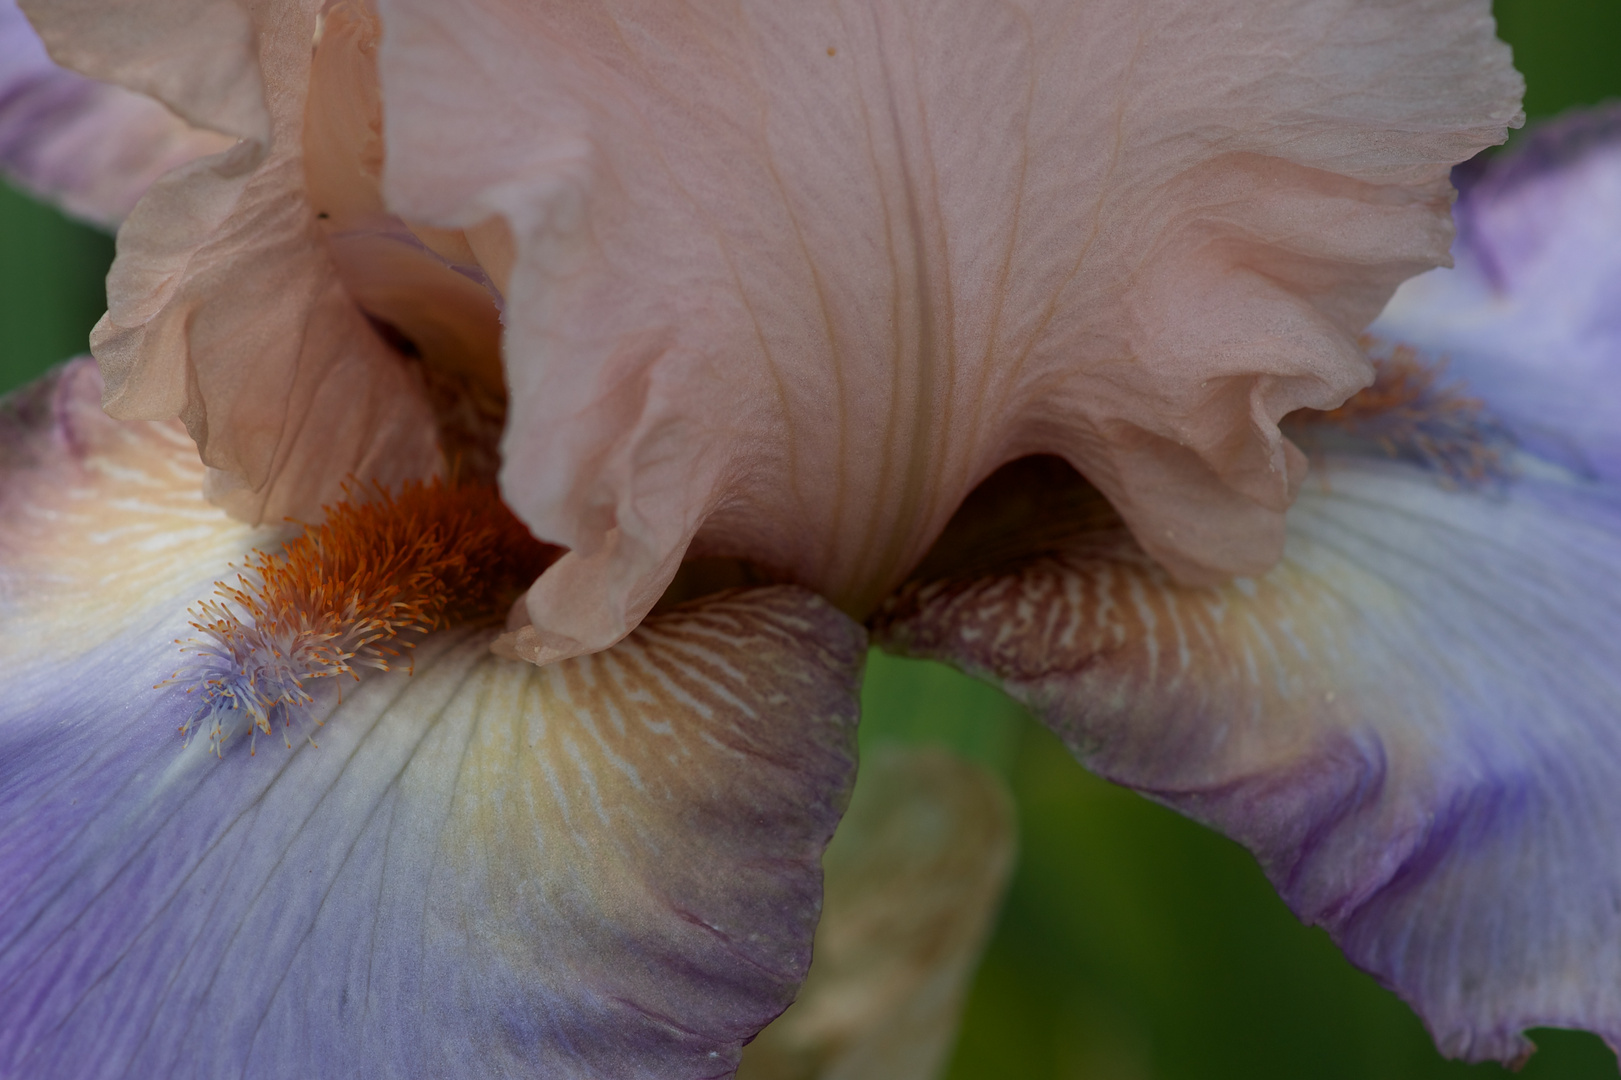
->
[{"left": 378, "top": 0, "right": 1522, "bottom": 663}]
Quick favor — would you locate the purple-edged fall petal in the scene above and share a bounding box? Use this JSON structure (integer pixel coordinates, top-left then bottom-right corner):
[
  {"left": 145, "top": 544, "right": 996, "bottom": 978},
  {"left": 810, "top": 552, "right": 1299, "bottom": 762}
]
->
[
  {"left": 1373, "top": 105, "right": 1621, "bottom": 481},
  {"left": 873, "top": 437, "right": 1621, "bottom": 1064},
  {"left": 0, "top": 361, "right": 866, "bottom": 1079},
  {"left": 377, "top": 0, "right": 1521, "bottom": 662},
  {"left": 0, "top": 0, "right": 233, "bottom": 228},
  {"left": 738, "top": 746, "right": 1015, "bottom": 1080}
]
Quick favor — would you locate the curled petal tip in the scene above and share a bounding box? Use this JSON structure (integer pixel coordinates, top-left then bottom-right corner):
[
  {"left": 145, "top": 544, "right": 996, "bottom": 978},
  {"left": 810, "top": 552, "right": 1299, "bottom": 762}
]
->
[{"left": 488, "top": 624, "right": 588, "bottom": 667}]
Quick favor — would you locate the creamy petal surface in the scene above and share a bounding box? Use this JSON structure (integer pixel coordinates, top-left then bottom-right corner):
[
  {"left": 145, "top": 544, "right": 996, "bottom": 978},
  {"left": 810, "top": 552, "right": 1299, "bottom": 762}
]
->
[
  {"left": 0, "top": 362, "right": 866, "bottom": 1079},
  {"left": 377, "top": 0, "right": 1521, "bottom": 660},
  {"left": 0, "top": 0, "right": 233, "bottom": 228}
]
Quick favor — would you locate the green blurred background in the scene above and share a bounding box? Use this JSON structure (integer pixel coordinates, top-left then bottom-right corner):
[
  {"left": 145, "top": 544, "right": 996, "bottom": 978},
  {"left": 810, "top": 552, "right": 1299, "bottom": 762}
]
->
[{"left": 2, "top": 1, "right": 1619, "bottom": 1076}]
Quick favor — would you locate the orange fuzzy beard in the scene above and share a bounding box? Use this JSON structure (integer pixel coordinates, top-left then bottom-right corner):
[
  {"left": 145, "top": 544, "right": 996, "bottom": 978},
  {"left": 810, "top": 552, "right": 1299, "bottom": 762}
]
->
[{"left": 171, "top": 479, "right": 557, "bottom": 754}]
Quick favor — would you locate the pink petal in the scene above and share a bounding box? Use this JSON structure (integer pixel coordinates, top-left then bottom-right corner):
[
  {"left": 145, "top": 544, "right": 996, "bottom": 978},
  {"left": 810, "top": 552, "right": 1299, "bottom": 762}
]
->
[
  {"left": 67, "top": 0, "right": 447, "bottom": 522},
  {"left": 378, "top": 0, "right": 1522, "bottom": 660}
]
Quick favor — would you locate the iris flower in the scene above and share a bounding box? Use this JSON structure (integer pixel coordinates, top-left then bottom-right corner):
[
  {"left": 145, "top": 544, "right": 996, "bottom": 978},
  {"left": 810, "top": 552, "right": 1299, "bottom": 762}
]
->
[{"left": 5, "top": 0, "right": 1617, "bottom": 1075}]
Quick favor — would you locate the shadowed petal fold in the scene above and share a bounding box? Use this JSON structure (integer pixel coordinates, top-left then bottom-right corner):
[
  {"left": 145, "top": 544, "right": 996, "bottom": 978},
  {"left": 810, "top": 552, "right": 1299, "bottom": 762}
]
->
[
  {"left": 739, "top": 747, "right": 1015, "bottom": 1080},
  {"left": 0, "top": 362, "right": 866, "bottom": 1079},
  {"left": 874, "top": 430, "right": 1621, "bottom": 1063},
  {"left": 0, "top": 0, "right": 233, "bottom": 228},
  {"left": 378, "top": 0, "right": 1521, "bottom": 661}
]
